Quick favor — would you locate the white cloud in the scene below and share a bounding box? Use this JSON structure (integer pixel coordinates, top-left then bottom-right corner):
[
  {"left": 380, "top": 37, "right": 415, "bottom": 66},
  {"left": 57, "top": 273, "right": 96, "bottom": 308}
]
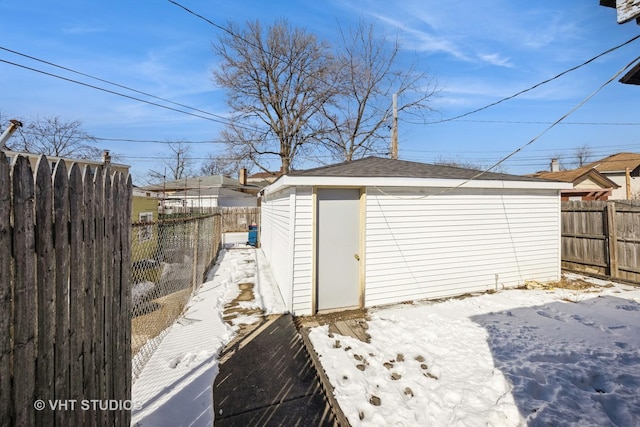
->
[
  {"left": 369, "top": 12, "right": 471, "bottom": 61},
  {"left": 477, "top": 53, "right": 514, "bottom": 68}
]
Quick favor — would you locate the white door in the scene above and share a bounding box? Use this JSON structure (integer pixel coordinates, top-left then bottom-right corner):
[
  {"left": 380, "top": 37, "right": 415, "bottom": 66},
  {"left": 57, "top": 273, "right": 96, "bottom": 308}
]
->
[{"left": 316, "top": 188, "right": 361, "bottom": 311}]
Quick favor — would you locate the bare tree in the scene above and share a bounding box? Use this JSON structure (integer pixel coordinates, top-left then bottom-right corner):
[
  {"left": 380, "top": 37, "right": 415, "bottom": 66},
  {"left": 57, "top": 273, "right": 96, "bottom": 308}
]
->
[
  {"left": 433, "top": 155, "right": 509, "bottom": 173},
  {"left": 546, "top": 145, "right": 593, "bottom": 171},
  {"left": 571, "top": 144, "right": 593, "bottom": 168},
  {"left": 200, "top": 153, "right": 244, "bottom": 177},
  {"left": 148, "top": 141, "right": 194, "bottom": 182},
  {"left": 213, "top": 19, "right": 337, "bottom": 173},
  {"left": 10, "top": 115, "right": 101, "bottom": 159},
  {"left": 322, "top": 21, "right": 440, "bottom": 162}
]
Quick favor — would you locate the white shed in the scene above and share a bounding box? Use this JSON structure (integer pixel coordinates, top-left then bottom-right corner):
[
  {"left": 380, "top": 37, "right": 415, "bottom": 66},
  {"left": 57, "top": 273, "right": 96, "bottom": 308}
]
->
[{"left": 260, "top": 157, "right": 571, "bottom": 316}]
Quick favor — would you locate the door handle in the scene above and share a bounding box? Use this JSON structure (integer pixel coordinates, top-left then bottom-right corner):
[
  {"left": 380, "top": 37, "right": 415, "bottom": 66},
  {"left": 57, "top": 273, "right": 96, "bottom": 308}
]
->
[{"left": 354, "top": 254, "right": 360, "bottom": 261}]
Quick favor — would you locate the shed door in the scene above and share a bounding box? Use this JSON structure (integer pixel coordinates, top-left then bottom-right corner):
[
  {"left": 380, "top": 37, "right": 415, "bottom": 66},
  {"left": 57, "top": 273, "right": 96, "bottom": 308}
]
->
[{"left": 316, "top": 188, "right": 360, "bottom": 311}]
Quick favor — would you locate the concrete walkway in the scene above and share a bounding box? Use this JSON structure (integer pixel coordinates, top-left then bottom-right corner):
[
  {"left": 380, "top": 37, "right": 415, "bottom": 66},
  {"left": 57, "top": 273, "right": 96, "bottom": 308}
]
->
[{"left": 213, "top": 314, "right": 336, "bottom": 426}]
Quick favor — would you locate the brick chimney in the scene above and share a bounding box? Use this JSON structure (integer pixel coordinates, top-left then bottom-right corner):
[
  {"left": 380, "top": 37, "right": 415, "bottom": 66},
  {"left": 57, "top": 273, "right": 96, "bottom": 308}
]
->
[
  {"left": 550, "top": 158, "right": 560, "bottom": 172},
  {"left": 102, "top": 150, "right": 111, "bottom": 170},
  {"left": 239, "top": 167, "right": 247, "bottom": 186}
]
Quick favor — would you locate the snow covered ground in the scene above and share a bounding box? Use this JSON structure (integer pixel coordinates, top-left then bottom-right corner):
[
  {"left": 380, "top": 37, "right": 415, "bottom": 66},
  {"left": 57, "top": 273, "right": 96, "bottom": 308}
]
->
[
  {"left": 130, "top": 239, "right": 640, "bottom": 427},
  {"left": 131, "top": 237, "right": 285, "bottom": 427},
  {"left": 309, "top": 274, "right": 640, "bottom": 426}
]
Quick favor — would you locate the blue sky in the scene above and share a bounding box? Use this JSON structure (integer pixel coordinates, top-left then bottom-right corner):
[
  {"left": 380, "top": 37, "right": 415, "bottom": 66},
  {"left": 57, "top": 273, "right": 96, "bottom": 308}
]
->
[{"left": 1, "top": 0, "right": 639, "bottom": 182}]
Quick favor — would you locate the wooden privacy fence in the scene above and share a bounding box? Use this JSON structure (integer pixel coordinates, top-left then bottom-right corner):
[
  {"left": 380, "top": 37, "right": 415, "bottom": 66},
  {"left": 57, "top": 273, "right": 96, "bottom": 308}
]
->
[
  {"left": 0, "top": 153, "right": 132, "bottom": 426},
  {"left": 562, "top": 200, "right": 640, "bottom": 283},
  {"left": 159, "top": 206, "right": 260, "bottom": 232},
  {"left": 219, "top": 206, "right": 260, "bottom": 232}
]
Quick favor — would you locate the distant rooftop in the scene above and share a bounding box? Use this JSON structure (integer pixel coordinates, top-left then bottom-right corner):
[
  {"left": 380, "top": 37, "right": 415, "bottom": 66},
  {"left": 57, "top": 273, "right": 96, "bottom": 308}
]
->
[
  {"left": 585, "top": 152, "right": 640, "bottom": 173},
  {"left": 141, "top": 175, "right": 260, "bottom": 192},
  {"left": 531, "top": 167, "right": 619, "bottom": 189}
]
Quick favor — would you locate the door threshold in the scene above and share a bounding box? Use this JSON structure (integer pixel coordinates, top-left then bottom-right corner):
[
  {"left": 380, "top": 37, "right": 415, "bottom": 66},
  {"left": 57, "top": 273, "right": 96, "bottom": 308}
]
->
[{"left": 315, "top": 305, "right": 360, "bottom": 315}]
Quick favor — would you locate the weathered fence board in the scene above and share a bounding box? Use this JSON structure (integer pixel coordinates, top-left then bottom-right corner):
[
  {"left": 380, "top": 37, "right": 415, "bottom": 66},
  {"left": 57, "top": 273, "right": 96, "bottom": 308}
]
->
[
  {"left": 119, "top": 175, "right": 132, "bottom": 427},
  {"left": 35, "top": 157, "right": 55, "bottom": 427},
  {"left": 82, "top": 165, "right": 96, "bottom": 415},
  {"left": 0, "top": 152, "right": 13, "bottom": 424},
  {"left": 68, "top": 163, "right": 85, "bottom": 426},
  {"left": 103, "top": 171, "right": 113, "bottom": 427},
  {"left": 0, "top": 154, "right": 132, "bottom": 425},
  {"left": 219, "top": 206, "right": 260, "bottom": 232},
  {"left": 160, "top": 206, "right": 260, "bottom": 232},
  {"left": 562, "top": 200, "right": 640, "bottom": 284},
  {"left": 12, "top": 156, "right": 37, "bottom": 427},
  {"left": 93, "top": 166, "right": 106, "bottom": 426}
]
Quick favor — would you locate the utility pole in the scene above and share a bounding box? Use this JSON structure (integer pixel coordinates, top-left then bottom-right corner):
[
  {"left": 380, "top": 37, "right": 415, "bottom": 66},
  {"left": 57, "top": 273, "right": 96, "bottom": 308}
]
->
[
  {"left": 391, "top": 93, "right": 398, "bottom": 159},
  {"left": 0, "top": 119, "right": 22, "bottom": 149}
]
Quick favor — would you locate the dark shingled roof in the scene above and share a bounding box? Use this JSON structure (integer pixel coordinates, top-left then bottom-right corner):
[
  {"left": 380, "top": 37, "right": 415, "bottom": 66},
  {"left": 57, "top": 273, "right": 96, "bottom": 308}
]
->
[{"left": 288, "top": 156, "right": 546, "bottom": 182}]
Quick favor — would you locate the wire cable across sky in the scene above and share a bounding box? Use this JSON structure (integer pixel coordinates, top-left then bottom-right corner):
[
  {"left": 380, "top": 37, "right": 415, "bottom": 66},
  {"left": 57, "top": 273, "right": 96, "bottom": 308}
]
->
[{"left": 407, "top": 33, "right": 640, "bottom": 125}]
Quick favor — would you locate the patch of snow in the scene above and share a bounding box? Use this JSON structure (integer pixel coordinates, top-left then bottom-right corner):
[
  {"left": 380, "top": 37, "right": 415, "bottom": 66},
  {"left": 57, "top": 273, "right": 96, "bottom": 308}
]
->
[
  {"left": 131, "top": 243, "right": 640, "bottom": 427},
  {"left": 309, "top": 279, "right": 640, "bottom": 426},
  {"left": 132, "top": 281, "right": 155, "bottom": 306},
  {"left": 131, "top": 246, "right": 286, "bottom": 426}
]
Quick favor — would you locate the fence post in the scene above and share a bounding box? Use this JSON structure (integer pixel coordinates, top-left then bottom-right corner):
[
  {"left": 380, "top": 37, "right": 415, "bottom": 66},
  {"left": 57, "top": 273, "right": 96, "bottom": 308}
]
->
[
  {"left": 192, "top": 218, "right": 200, "bottom": 293},
  {"left": 606, "top": 202, "right": 619, "bottom": 278},
  {"left": 0, "top": 152, "right": 14, "bottom": 424}
]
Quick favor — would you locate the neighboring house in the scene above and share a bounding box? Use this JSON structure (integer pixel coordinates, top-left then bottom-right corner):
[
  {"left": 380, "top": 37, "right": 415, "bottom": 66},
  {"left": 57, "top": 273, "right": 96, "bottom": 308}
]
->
[
  {"left": 260, "top": 156, "right": 570, "bottom": 315},
  {"left": 584, "top": 153, "right": 640, "bottom": 200},
  {"left": 247, "top": 170, "right": 283, "bottom": 187},
  {"left": 531, "top": 161, "right": 619, "bottom": 201},
  {"left": 140, "top": 173, "right": 260, "bottom": 208},
  {"left": 163, "top": 187, "right": 258, "bottom": 208},
  {"left": 2, "top": 149, "right": 129, "bottom": 176},
  {"left": 131, "top": 190, "right": 162, "bottom": 283}
]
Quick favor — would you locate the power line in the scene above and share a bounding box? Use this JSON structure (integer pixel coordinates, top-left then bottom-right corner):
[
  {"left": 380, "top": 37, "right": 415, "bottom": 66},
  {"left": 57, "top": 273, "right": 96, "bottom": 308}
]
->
[
  {"left": 16, "top": 130, "right": 275, "bottom": 145},
  {"left": 167, "top": 0, "right": 343, "bottom": 93},
  {"left": 405, "top": 34, "right": 640, "bottom": 125},
  {"left": 0, "top": 46, "right": 237, "bottom": 126},
  {"left": 440, "top": 54, "right": 640, "bottom": 188},
  {"left": 14, "top": 131, "right": 229, "bottom": 145},
  {"left": 0, "top": 58, "right": 241, "bottom": 126},
  {"left": 0, "top": 54, "right": 274, "bottom": 135},
  {"left": 93, "top": 137, "right": 225, "bottom": 144},
  {"left": 432, "top": 119, "right": 640, "bottom": 126}
]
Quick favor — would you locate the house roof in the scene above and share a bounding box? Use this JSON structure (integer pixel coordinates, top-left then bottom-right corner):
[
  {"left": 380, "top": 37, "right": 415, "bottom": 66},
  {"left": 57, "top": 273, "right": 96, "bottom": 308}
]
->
[
  {"left": 141, "top": 175, "right": 260, "bottom": 192},
  {"left": 531, "top": 167, "right": 619, "bottom": 189},
  {"left": 585, "top": 152, "right": 640, "bottom": 173},
  {"left": 288, "top": 156, "right": 543, "bottom": 181},
  {"left": 264, "top": 157, "right": 571, "bottom": 195},
  {"left": 249, "top": 171, "right": 282, "bottom": 179}
]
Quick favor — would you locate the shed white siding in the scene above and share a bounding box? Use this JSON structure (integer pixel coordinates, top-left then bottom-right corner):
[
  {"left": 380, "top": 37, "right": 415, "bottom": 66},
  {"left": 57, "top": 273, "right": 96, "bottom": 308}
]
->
[
  {"left": 291, "top": 187, "right": 313, "bottom": 314},
  {"left": 260, "top": 187, "right": 292, "bottom": 309},
  {"left": 260, "top": 186, "right": 314, "bottom": 314},
  {"left": 364, "top": 187, "right": 560, "bottom": 307}
]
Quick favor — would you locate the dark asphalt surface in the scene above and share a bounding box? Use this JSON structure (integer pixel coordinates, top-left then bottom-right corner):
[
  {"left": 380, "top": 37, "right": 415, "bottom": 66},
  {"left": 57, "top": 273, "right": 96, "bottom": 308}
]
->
[{"left": 213, "top": 314, "right": 336, "bottom": 426}]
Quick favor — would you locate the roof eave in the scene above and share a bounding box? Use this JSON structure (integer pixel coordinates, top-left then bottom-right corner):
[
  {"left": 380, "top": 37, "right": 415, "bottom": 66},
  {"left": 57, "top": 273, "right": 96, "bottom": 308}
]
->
[{"left": 262, "top": 175, "right": 572, "bottom": 195}]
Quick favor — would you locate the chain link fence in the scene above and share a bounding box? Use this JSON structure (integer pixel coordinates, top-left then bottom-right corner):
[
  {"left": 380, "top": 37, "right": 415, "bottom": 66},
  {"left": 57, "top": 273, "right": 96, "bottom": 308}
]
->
[{"left": 130, "top": 197, "right": 223, "bottom": 380}]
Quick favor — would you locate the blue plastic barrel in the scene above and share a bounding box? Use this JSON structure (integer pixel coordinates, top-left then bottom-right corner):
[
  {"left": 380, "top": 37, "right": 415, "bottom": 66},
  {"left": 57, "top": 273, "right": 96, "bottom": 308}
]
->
[{"left": 248, "top": 224, "right": 258, "bottom": 246}]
